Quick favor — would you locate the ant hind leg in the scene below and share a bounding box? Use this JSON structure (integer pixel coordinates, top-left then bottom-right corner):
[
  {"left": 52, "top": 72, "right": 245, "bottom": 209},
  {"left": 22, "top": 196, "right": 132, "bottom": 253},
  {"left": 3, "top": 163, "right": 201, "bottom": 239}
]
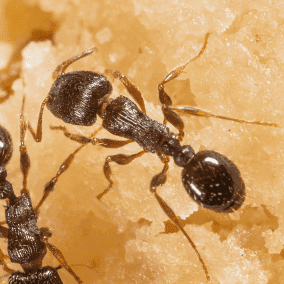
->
[{"left": 149, "top": 155, "right": 210, "bottom": 281}]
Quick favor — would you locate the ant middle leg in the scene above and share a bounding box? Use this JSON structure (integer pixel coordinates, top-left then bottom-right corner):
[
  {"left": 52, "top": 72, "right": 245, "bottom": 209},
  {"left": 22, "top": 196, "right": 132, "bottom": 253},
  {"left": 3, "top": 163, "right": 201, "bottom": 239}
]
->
[
  {"left": 149, "top": 154, "right": 210, "bottom": 281},
  {"left": 167, "top": 105, "right": 279, "bottom": 127},
  {"left": 97, "top": 150, "right": 146, "bottom": 200}
]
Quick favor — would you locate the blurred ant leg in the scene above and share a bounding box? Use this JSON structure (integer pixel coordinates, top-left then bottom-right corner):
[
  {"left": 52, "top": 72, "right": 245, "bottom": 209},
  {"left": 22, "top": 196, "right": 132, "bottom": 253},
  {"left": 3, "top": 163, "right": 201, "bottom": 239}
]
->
[
  {"left": 97, "top": 150, "right": 146, "bottom": 200},
  {"left": 20, "top": 75, "right": 50, "bottom": 143},
  {"left": 0, "top": 226, "right": 13, "bottom": 274},
  {"left": 150, "top": 155, "right": 210, "bottom": 281},
  {"left": 52, "top": 47, "right": 98, "bottom": 80},
  {"left": 168, "top": 105, "right": 279, "bottom": 127},
  {"left": 105, "top": 69, "right": 146, "bottom": 114},
  {"left": 27, "top": 96, "right": 49, "bottom": 143},
  {"left": 19, "top": 96, "right": 31, "bottom": 196},
  {"left": 158, "top": 33, "right": 210, "bottom": 140},
  {"left": 0, "top": 225, "right": 8, "bottom": 238},
  {"left": 0, "top": 248, "right": 14, "bottom": 274},
  {"left": 40, "top": 228, "right": 83, "bottom": 284}
]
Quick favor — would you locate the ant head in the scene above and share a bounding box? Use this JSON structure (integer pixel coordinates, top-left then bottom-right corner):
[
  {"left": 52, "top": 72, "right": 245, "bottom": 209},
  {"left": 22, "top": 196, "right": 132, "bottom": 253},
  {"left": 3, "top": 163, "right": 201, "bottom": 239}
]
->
[
  {"left": 0, "top": 125, "right": 13, "bottom": 167},
  {"left": 182, "top": 150, "right": 245, "bottom": 213},
  {"left": 47, "top": 71, "right": 112, "bottom": 126}
]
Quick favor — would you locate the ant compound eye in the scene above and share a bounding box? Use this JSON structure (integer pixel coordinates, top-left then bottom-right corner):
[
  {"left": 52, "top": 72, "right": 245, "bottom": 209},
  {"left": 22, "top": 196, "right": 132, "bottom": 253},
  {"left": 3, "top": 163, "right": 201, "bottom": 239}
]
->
[{"left": 182, "top": 150, "right": 245, "bottom": 213}]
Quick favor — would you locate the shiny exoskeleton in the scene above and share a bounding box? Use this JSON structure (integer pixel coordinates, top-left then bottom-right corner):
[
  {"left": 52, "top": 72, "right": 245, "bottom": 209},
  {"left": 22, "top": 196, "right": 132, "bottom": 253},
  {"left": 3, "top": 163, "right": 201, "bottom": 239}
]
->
[
  {"left": 27, "top": 34, "right": 277, "bottom": 281},
  {"left": 0, "top": 121, "right": 83, "bottom": 283}
]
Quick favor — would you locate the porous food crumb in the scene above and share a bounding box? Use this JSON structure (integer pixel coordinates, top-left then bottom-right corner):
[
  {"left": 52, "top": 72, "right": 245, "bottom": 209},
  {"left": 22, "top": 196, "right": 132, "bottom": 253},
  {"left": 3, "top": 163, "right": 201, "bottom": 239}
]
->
[{"left": 0, "top": 0, "right": 283, "bottom": 283}]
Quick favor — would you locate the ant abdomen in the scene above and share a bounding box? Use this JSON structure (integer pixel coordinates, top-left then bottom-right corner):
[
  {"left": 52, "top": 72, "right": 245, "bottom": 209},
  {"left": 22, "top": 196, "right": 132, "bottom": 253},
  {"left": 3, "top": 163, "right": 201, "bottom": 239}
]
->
[
  {"left": 47, "top": 70, "right": 112, "bottom": 126},
  {"left": 182, "top": 150, "right": 245, "bottom": 213}
]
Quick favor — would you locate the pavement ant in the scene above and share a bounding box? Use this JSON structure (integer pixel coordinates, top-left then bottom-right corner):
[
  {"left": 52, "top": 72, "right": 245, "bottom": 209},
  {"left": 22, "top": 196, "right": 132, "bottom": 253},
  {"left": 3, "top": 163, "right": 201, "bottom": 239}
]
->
[
  {"left": 0, "top": 104, "right": 84, "bottom": 283},
  {"left": 26, "top": 33, "right": 278, "bottom": 281}
]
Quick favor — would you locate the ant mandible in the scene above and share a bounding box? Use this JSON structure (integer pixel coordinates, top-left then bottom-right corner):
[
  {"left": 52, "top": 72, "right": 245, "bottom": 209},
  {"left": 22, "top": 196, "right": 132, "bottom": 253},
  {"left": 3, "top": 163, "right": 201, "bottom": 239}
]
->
[
  {"left": 0, "top": 101, "right": 84, "bottom": 283},
  {"left": 26, "top": 33, "right": 278, "bottom": 281}
]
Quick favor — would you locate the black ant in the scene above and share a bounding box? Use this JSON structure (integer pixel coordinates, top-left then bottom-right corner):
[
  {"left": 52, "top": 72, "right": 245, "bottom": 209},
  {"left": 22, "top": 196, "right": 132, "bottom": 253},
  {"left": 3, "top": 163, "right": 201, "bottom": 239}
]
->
[
  {"left": 0, "top": 103, "right": 84, "bottom": 283},
  {"left": 26, "top": 33, "right": 278, "bottom": 281}
]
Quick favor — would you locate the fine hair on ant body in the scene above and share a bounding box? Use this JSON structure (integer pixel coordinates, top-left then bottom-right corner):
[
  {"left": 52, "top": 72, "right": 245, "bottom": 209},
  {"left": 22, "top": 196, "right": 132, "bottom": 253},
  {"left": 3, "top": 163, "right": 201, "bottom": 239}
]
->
[
  {"left": 26, "top": 33, "right": 278, "bottom": 281},
  {"left": 0, "top": 102, "right": 84, "bottom": 283}
]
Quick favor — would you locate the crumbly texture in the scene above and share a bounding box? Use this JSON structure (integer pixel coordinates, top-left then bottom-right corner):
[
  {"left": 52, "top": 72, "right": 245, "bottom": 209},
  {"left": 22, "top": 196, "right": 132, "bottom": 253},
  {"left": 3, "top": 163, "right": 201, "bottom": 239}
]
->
[{"left": 0, "top": 0, "right": 283, "bottom": 283}]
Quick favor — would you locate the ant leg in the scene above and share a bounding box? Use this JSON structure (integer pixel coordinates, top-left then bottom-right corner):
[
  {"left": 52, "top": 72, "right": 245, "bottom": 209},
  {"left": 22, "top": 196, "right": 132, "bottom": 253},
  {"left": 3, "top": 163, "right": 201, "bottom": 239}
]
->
[
  {"left": 0, "top": 248, "right": 14, "bottom": 274},
  {"left": 97, "top": 150, "right": 146, "bottom": 200},
  {"left": 168, "top": 105, "right": 279, "bottom": 127},
  {"left": 34, "top": 143, "right": 86, "bottom": 213},
  {"left": 158, "top": 33, "right": 210, "bottom": 141},
  {"left": 105, "top": 69, "right": 146, "bottom": 114},
  {"left": 0, "top": 226, "right": 13, "bottom": 274},
  {"left": 26, "top": 47, "right": 98, "bottom": 143},
  {"left": 0, "top": 225, "right": 8, "bottom": 239},
  {"left": 52, "top": 47, "right": 97, "bottom": 80},
  {"left": 26, "top": 96, "right": 49, "bottom": 143},
  {"left": 40, "top": 228, "right": 83, "bottom": 284},
  {"left": 35, "top": 126, "right": 102, "bottom": 211},
  {"left": 50, "top": 125, "right": 134, "bottom": 148},
  {"left": 36, "top": 126, "right": 134, "bottom": 212},
  {"left": 150, "top": 155, "right": 210, "bottom": 281},
  {"left": 19, "top": 96, "right": 31, "bottom": 196}
]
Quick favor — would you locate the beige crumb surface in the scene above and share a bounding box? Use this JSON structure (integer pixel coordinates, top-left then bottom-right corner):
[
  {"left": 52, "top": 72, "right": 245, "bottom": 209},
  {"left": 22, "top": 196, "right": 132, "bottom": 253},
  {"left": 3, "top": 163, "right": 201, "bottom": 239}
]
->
[{"left": 0, "top": 0, "right": 284, "bottom": 283}]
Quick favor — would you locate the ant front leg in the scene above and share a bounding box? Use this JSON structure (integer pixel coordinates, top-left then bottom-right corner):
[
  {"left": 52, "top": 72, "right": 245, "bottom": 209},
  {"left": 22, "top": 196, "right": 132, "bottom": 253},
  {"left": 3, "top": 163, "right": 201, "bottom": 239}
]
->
[
  {"left": 150, "top": 154, "right": 210, "bottom": 281},
  {"left": 105, "top": 69, "right": 146, "bottom": 114},
  {"left": 97, "top": 150, "right": 146, "bottom": 200},
  {"left": 26, "top": 47, "right": 98, "bottom": 143},
  {"left": 158, "top": 33, "right": 210, "bottom": 141}
]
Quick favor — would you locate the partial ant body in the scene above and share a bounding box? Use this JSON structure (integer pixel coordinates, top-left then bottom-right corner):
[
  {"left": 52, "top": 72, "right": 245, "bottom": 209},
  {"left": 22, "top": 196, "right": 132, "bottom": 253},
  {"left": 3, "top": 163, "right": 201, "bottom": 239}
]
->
[
  {"left": 26, "top": 34, "right": 277, "bottom": 281},
  {"left": 0, "top": 106, "right": 83, "bottom": 283}
]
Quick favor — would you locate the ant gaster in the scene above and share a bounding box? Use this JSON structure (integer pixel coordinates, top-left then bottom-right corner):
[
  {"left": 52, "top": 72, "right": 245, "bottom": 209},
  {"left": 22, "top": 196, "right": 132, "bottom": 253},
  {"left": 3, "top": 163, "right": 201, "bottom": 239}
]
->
[
  {"left": 27, "top": 34, "right": 278, "bottom": 281},
  {"left": 0, "top": 105, "right": 84, "bottom": 283}
]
